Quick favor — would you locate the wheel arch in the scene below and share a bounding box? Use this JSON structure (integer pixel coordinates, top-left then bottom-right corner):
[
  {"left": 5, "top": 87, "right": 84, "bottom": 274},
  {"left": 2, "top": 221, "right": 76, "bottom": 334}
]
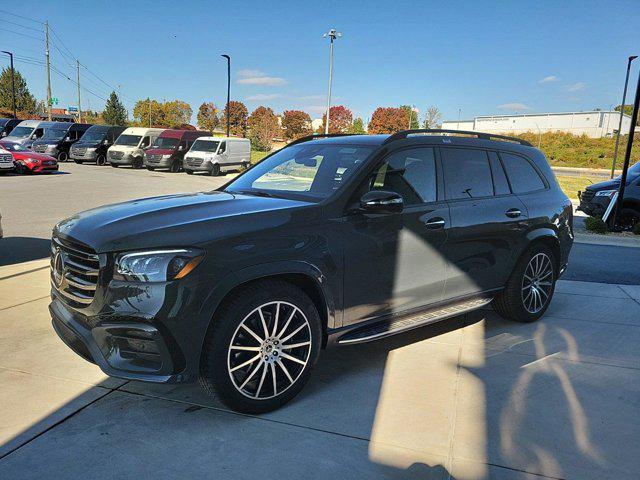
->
[{"left": 524, "top": 229, "right": 562, "bottom": 273}]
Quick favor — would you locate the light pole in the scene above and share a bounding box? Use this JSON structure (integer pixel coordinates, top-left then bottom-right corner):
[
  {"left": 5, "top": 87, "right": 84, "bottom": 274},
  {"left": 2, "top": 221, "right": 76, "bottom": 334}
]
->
[
  {"left": 323, "top": 29, "right": 341, "bottom": 134},
  {"left": 1, "top": 51, "right": 16, "bottom": 118},
  {"left": 221, "top": 54, "right": 231, "bottom": 137},
  {"left": 456, "top": 108, "right": 461, "bottom": 129},
  {"left": 610, "top": 55, "right": 637, "bottom": 179}
]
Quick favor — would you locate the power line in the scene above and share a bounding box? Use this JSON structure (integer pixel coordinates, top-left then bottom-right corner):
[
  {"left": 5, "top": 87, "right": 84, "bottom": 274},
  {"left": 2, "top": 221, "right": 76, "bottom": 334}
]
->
[
  {"left": 0, "top": 18, "right": 44, "bottom": 33},
  {"left": 0, "top": 9, "right": 44, "bottom": 25},
  {"left": 50, "top": 64, "right": 107, "bottom": 102},
  {"left": 0, "top": 27, "right": 44, "bottom": 41}
]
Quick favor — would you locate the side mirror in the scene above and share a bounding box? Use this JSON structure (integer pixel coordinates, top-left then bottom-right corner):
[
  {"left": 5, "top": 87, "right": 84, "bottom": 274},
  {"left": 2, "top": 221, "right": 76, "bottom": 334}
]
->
[
  {"left": 178, "top": 145, "right": 184, "bottom": 151},
  {"left": 359, "top": 190, "right": 404, "bottom": 214}
]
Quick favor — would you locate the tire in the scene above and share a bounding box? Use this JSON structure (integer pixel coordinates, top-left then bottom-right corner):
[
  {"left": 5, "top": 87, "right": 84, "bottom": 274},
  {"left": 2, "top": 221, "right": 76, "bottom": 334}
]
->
[
  {"left": 16, "top": 163, "right": 27, "bottom": 174},
  {"left": 58, "top": 151, "right": 68, "bottom": 162},
  {"left": 492, "top": 244, "right": 556, "bottom": 323},
  {"left": 619, "top": 208, "right": 640, "bottom": 231},
  {"left": 185, "top": 169, "right": 194, "bottom": 175},
  {"left": 110, "top": 163, "right": 119, "bottom": 168},
  {"left": 209, "top": 163, "right": 220, "bottom": 176},
  {"left": 96, "top": 154, "right": 106, "bottom": 166},
  {"left": 146, "top": 166, "right": 155, "bottom": 171},
  {"left": 199, "top": 280, "right": 322, "bottom": 414},
  {"left": 74, "top": 159, "right": 83, "bottom": 164},
  {"left": 169, "top": 160, "right": 181, "bottom": 173},
  {"left": 132, "top": 157, "right": 143, "bottom": 169}
]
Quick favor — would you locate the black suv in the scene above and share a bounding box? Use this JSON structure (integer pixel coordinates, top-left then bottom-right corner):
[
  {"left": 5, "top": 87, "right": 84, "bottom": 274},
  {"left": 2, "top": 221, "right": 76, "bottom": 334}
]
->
[
  {"left": 577, "top": 161, "right": 640, "bottom": 229},
  {"left": 50, "top": 130, "right": 573, "bottom": 413}
]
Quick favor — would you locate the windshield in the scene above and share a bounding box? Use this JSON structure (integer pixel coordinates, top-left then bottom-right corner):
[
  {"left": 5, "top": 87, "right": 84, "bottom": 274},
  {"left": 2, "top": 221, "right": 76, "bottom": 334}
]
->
[
  {"left": 8, "top": 126, "right": 34, "bottom": 138},
  {"left": 41, "top": 128, "right": 68, "bottom": 141},
  {"left": 190, "top": 139, "right": 220, "bottom": 153},
  {"left": 151, "top": 137, "right": 179, "bottom": 149},
  {"left": 225, "top": 143, "right": 374, "bottom": 201},
  {"left": 114, "top": 134, "right": 142, "bottom": 146},
  {"left": 80, "top": 127, "right": 108, "bottom": 143},
  {"left": 0, "top": 141, "right": 28, "bottom": 152}
]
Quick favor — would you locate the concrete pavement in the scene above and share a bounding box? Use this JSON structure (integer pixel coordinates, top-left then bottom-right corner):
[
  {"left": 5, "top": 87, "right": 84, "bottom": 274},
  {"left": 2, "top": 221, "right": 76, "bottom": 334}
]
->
[{"left": 0, "top": 260, "right": 639, "bottom": 479}]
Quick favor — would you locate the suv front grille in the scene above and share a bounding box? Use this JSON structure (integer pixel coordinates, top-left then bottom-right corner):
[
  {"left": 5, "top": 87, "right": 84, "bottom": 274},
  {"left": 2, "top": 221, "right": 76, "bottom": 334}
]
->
[
  {"left": 185, "top": 157, "right": 203, "bottom": 166},
  {"left": 581, "top": 190, "right": 595, "bottom": 203},
  {"left": 110, "top": 150, "right": 124, "bottom": 160},
  {"left": 0, "top": 153, "right": 12, "bottom": 164},
  {"left": 51, "top": 236, "right": 99, "bottom": 307},
  {"left": 147, "top": 154, "right": 161, "bottom": 162},
  {"left": 33, "top": 144, "right": 48, "bottom": 153},
  {"left": 72, "top": 147, "right": 86, "bottom": 156}
]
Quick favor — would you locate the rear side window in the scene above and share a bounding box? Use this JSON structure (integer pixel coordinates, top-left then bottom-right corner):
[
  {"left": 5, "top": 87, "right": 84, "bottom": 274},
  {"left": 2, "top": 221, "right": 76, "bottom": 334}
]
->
[
  {"left": 488, "top": 151, "right": 511, "bottom": 195},
  {"left": 441, "top": 148, "right": 493, "bottom": 199},
  {"left": 500, "top": 152, "right": 545, "bottom": 193}
]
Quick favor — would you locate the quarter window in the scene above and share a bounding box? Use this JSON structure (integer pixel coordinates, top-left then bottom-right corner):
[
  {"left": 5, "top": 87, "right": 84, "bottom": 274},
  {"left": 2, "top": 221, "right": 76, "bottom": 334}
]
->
[
  {"left": 370, "top": 147, "right": 437, "bottom": 205},
  {"left": 489, "top": 152, "right": 511, "bottom": 195},
  {"left": 500, "top": 152, "right": 545, "bottom": 193},
  {"left": 441, "top": 148, "right": 493, "bottom": 199}
]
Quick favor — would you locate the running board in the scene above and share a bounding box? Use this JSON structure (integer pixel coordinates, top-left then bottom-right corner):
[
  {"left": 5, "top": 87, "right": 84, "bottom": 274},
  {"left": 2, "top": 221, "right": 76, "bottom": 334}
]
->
[{"left": 336, "top": 297, "right": 493, "bottom": 345}]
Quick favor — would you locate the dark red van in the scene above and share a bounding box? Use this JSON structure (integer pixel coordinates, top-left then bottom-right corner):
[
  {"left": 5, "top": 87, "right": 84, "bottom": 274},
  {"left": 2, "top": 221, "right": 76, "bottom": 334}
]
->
[{"left": 144, "top": 129, "right": 209, "bottom": 173}]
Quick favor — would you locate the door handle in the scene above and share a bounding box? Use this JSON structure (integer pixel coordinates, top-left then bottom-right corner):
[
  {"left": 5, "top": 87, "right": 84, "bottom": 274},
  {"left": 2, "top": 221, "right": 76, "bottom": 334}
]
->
[
  {"left": 424, "top": 217, "right": 446, "bottom": 229},
  {"left": 505, "top": 208, "right": 522, "bottom": 218}
]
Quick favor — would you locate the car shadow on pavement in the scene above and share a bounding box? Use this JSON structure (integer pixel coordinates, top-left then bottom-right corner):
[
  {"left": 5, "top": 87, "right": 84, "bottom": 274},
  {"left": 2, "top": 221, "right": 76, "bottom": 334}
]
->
[{"left": 0, "top": 237, "right": 51, "bottom": 267}]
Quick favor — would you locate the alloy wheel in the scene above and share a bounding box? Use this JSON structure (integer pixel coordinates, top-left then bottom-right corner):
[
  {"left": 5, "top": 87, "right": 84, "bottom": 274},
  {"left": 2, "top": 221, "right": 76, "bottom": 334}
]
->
[
  {"left": 227, "top": 301, "right": 312, "bottom": 400},
  {"left": 521, "top": 252, "right": 554, "bottom": 314}
]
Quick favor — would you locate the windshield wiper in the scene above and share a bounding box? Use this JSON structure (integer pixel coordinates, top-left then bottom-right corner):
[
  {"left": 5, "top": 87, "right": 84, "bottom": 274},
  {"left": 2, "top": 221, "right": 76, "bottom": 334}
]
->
[{"left": 230, "top": 189, "right": 278, "bottom": 198}]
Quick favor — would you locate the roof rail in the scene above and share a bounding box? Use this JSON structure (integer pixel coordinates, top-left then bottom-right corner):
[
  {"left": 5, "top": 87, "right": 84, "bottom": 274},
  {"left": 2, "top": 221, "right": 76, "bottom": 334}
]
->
[
  {"left": 286, "top": 133, "right": 361, "bottom": 147},
  {"left": 382, "top": 129, "right": 532, "bottom": 147}
]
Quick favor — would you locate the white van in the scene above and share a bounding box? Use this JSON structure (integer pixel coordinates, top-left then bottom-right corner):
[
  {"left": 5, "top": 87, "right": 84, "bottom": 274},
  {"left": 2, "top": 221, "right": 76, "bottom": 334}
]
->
[
  {"left": 183, "top": 137, "right": 250, "bottom": 176},
  {"left": 107, "top": 127, "right": 164, "bottom": 168},
  {"left": 5, "top": 120, "right": 59, "bottom": 149}
]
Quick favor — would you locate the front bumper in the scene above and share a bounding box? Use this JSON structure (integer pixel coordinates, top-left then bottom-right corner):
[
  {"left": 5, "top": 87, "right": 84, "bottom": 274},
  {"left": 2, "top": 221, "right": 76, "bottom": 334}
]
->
[
  {"left": 24, "top": 161, "right": 58, "bottom": 173},
  {"left": 577, "top": 196, "right": 611, "bottom": 218},
  {"left": 183, "top": 160, "right": 212, "bottom": 172},
  {"left": 70, "top": 150, "right": 97, "bottom": 161},
  {"left": 145, "top": 156, "right": 173, "bottom": 168},
  {"left": 108, "top": 153, "right": 134, "bottom": 165}
]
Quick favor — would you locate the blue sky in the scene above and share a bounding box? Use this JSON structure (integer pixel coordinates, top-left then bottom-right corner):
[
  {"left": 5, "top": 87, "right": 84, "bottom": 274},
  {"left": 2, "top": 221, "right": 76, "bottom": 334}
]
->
[{"left": 1, "top": 0, "right": 639, "bottom": 123}]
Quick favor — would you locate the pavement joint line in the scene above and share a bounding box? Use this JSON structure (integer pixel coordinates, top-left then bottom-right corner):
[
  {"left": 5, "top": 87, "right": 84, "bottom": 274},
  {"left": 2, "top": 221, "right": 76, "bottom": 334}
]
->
[
  {"left": 445, "top": 328, "right": 464, "bottom": 478},
  {"left": 0, "top": 265, "right": 49, "bottom": 282},
  {"left": 483, "top": 461, "right": 566, "bottom": 480},
  {"left": 617, "top": 286, "right": 640, "bottom": 307},
  {"left": 0, "top": 387, "right": 117, "bottom": 462},
  {"left": 495, "top": 349, "right": 640, "bottom": 372},
  {"left": 0, "top": 365, "right": 125, "bottom": 390},
  {"left": 0, "top": 295, "right": 50, "bottom": 313}
]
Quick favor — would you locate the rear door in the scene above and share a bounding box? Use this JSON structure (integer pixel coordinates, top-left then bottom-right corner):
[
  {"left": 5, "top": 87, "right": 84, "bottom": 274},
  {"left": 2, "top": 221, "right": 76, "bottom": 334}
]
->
[{"left": 441, "top": 147, "right": 528, "bottom": 299}]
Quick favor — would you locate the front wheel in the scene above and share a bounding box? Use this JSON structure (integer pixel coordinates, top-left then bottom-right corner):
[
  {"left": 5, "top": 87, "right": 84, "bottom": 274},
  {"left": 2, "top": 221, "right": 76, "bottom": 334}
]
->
[
  {"left": 493, "top": 245, "right": 556, "bottom": 323},
  {"left": 110, "top": 163, "right": 119, "bottom": 168},
  {"left": 96, "top": 154, "right": 106, "bottom": 166},
  {"left": 58, "top": 151, "right": 68, "bottom": 162},
  {"left": 209, "top": 163, "right": 220, "bottom": 176},
  {"left": 146, "top": 166, "right": 155, "bottom": 171},
  {"left": 185, "top": 169, "right": 194, "bottom": 175},
  {"left": 169, "top": 160, "right": 181, "bottom": 173},
  {"left": 619, "top": 208, "right": 640, "bottom": 231},
  {"left": 199, "top": 280, "right": 322, "bottom": 414},
  {"left": 132, "top": 157, "right": 143, "bottom": 169}
]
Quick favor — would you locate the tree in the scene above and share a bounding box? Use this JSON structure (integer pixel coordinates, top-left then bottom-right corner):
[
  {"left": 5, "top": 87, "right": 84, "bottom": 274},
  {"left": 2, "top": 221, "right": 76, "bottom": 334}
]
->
[
  {"left": 163, "top": 100, "right": 192, "bottom": 126},
  {"left": 368, "top": 107, "right": 407, "bottom": 134},
  {"left": 282, "top": 110, "right": 312, "bottom": 140},
  {"left": 348, "top": 117, "right": 366, "bottom": 134},
  {"left": 197, "top": 102, "right": 220, "bottom": 132},
  {"left": 422, "top": 105, "right": 442, "bottom": 129},
  {"left": 400, "top": 105, "right": 420, "bottom": 129},
  {"left": 319, "top": 105, "right": 353, "bottom": 133},
  {"left": 0, "top": 67, "right": 37, "bottom": 114},
  {"left": 248, "top": 106, "right": 279, "bottom": 151},
  {"left": 615, "top": 104, "right": 640, "bottom": 125},
  {"left": 221, "top": 101, "right": 248, "bottom": 136},
  {"left": 133, "top": 98, "right": 163, "bottom": 126},
  {"left": 102, "top": 91, "right": 127, "bottom": 125}
]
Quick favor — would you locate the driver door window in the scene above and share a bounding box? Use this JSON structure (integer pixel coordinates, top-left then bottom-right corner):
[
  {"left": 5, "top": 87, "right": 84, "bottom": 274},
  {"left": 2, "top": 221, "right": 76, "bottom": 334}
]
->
[
  {"left": 33, "top": 128, "right": 43, "bottom": 139},
  {"left": 218, "top": 142, "right": 226, "bottom": 154},
  {"left": 140, "top": 136, "right": 150, "bottom": 148}
]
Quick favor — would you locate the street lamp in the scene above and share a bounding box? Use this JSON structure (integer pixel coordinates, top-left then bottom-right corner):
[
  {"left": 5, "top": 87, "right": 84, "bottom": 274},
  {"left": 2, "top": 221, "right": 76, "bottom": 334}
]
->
[
  {"left": 323, "top": 29, "right": 341, "bottom": 135},
  {"left": 1, "top": 51, "right": 16, "bottom": 118},
  {"left": 610, "top": 55, "right": 637, "bottom": 179},
  {"left": 221, "top": 54, "right": 231, "bottom": 137}
]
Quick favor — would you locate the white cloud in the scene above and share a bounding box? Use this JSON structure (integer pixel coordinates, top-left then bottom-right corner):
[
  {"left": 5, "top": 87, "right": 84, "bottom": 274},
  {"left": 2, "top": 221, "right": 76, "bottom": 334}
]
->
[
  {"left": 236, "top": 69, "right": 287, "bottom": 86},
  {"left": 567, "top": 82, "right": 587, "bottom": 92},
  {"left": 245, "top": 93, "right": 283, "bottom": 101},
  {"left": 538, "top": 75, "right": 558, "bottom": 83},
  {"left": 497, "top": 102, "right": 531, "bottom": 111},
  {"left": 299, "top": 94, "right": 326, "bottom": 101},
  {"left": 307, "top": 105, "right": 327, "bottom": 114}
]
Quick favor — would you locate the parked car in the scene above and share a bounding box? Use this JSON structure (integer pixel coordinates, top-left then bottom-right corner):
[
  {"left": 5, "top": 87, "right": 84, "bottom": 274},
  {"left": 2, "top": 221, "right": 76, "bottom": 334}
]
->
[
  {"left": 107, "top": 127, "right": 164, "bottom": 168},
  {"left": 50, "top": 130, "right": 573, "bottom": 413},
  {"left": 0, "top": 145, "right": 15, "bottom": 174},
  {"left": 4, "top": 120, "right": 61, "bottom": 149},
  {"left": 31, "top": 123, "right": 92, "bottom": 162},
  {"left": 70, "top": 125, "right": 126, "bottom": 166},
  {"left": 0, "top": 118, "right": 22, "bottom": 138},
  {"left": 0, "top": 140, "right": 58, "bottom": 174},
  {"left": 145, "top": 129, "right": 210, "bottom": 173},
  {"left": 577, "top": 161, "right": 640, "bottom": 230},
  {"left": 183, "top": 136, "right": 250, "bottom": 176}
]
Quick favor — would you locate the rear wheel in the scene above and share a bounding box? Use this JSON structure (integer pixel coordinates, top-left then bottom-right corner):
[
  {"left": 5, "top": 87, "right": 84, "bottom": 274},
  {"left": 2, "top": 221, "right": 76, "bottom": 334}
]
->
[
  {"left": 199, "top": 280, "right": 322, "bottom": 414},
  {"left": 146, "top": 166, "right": 155, "bottom": 171},
  {"left": 110, "top": 163, "right": 119, "bottom": 168},
  {"left": 74, "top": 159, "right": 83, "bottom": 164},
  {"left": 210, "top": 163, "right": 220, "bottom": 176},
  {"left": 169, "top": 160, "right": 181, "bottom": 173},
  {"left": 58, "top": 151, "right": 68, "bottom": 162},
  {"left": 185, "top": 169, "right": 194, "bottom": 175},
  {"left": 493, "top": 244, "right": 556, "bottom": 323},
  {"left": 96, "top": 154, "right": 106, "bottom": 166}
]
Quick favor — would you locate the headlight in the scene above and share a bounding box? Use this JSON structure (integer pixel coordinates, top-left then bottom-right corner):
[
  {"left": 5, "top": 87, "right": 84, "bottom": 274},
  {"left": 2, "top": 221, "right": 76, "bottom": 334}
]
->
[
  {"left": 86, "top": 147, "right": 96, "bottom": 152},
  {"left": 595, "top": 189, "right": 617, "bottom": 197},
  {"left": 114, "top": 248, "right": 204, "bottom": 282},
  {"left": 26, "top": 158, "right": 40, "bottom": 163},
  {"left": 162, "top": 154, "right": 171, "bottom": 159}
]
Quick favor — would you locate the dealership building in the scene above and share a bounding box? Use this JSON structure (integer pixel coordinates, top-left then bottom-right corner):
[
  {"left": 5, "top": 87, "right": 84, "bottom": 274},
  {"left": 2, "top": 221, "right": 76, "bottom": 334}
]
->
[{"left": 442, "top": 110, "right": 634, "bottom": 138}]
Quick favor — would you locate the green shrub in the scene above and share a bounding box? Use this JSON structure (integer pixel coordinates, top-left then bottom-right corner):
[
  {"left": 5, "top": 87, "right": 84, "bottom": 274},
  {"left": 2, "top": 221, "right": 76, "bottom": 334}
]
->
[{"left": 584, "top": 216, "right": 608, "bottom": 234}]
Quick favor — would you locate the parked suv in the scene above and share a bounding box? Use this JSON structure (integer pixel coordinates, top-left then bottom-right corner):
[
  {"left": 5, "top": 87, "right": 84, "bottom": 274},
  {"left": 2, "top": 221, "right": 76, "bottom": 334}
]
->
[
  {"left": 50, "top": 130, "right": 573, "bottom": 413},
  {"left": 145, "top": 129, "right": 209, "bottom": 172},
  {"left": 577, "top": 161, "right": 640, "bottom": 229},
  {"left": 70, "top": 125, "right": 126, "bottom": 166},
  {"left": 5, "top": 120, "right": 58, "bottom": 149},
  {"left": 31, "top": 123, "right": 92, "bottom": 161},
  {"left": 107, "top": 127, "right": 164, "bottom": 168}
]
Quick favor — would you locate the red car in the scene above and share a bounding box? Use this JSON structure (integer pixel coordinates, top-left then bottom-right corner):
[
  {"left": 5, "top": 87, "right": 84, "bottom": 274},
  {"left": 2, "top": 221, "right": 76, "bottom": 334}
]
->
[{"left": 0, "top": 140, "right": 59, "bottom": 174}]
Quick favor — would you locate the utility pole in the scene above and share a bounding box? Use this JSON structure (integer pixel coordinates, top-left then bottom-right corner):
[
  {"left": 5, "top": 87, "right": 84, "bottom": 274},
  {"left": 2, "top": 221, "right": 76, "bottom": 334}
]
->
[
  {"left": 45, "top": 21, "right": 52, "bottom": 120},
  {"left": 323, "top": 29, "right": 341, "bottom": 134},
  {"left": 611, "top": 55, "right": 637, "bottom": 179},
  {"left": 76, "top": 60, "right": 82, "bottom": 123},
  {"left": 1, "top": 51, "right": 16, "bottom": 117},
  {"left": 221, "top": 55, "right": 230, "bottom": 137}
]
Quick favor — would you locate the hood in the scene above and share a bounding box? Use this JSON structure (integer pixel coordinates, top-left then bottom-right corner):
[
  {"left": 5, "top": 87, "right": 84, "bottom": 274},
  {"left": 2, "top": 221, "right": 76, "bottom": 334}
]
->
[
  {"left": 146, "top": 148, "right": 175, "bottom": 156},
  {"left": 73, "top": 141, "right": 101, "bottom": 148},
  {"left": 109, "top": 144, "right": 138, "bottom": 152},
  {"left": 32, "top": 139, "right": 60, "bottom": 147},
  {"left": 54, "top": 191, "right": 311, "bottom": 253},
  {"left": 11, "top": 151, "right": 56, "bottom": 161},
  {"left": 585, "top": 178, "right": 623, "bottom": 191}
]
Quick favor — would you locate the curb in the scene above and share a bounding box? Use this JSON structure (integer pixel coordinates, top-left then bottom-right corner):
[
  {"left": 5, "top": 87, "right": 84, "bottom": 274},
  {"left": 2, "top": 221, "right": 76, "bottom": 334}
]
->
[{"left": 574, "top": 232, "right": 640, "bottom": 248}]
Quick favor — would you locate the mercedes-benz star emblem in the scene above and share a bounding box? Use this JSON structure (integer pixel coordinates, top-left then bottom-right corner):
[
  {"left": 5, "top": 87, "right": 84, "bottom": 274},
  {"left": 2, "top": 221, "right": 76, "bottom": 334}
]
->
[{"left": 52, "top": 248, "right": 65, "bottom": 288}]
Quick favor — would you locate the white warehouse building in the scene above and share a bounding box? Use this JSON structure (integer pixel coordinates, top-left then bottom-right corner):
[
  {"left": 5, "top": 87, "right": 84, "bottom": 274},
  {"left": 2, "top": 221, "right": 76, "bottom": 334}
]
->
[{"left": 442, "top": 111, "right": 634, "bottom": 138}]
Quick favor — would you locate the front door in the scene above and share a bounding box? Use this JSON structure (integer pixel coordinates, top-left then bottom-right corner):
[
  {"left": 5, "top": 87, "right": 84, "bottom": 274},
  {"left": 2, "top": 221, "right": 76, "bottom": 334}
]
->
[{"left": 342, "top": 146, "right": 450, "bottom": 326}]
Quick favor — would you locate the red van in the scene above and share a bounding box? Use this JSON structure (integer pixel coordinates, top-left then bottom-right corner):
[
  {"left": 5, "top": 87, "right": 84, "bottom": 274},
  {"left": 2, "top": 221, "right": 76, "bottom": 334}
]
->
[{"left": 144, "top": 129, "right": 209, "bottom": 173}]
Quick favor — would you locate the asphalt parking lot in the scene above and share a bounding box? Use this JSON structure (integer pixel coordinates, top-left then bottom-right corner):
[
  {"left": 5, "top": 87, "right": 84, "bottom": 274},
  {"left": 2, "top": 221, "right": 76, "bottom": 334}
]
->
[{"left": 1, "top": 163, "right": 639, "bottom": 479}]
